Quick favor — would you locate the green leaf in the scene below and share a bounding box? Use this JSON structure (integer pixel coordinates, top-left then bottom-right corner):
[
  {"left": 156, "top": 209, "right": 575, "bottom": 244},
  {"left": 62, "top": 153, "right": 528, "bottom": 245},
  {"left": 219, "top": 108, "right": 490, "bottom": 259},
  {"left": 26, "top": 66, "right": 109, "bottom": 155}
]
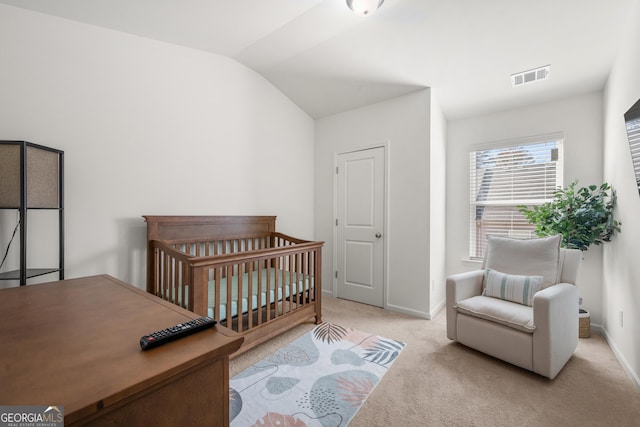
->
[{"left": 520, "top": 180, "right": 621, "bottom": 250}]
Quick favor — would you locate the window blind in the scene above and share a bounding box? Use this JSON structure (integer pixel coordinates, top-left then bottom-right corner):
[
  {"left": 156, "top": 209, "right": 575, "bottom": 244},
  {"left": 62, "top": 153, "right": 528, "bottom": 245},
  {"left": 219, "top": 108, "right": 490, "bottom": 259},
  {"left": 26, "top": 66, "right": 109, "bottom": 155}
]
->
[{"left": 469, "top": 137, "right": 563, "bottom": 259}]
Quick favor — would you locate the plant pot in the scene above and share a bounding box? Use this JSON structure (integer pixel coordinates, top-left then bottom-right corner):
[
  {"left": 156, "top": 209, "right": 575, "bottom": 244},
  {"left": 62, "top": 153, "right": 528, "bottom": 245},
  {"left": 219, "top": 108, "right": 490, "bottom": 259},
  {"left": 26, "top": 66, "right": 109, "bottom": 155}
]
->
[{"left": 579, "top": 308, "right": 591, "bottom": 338}]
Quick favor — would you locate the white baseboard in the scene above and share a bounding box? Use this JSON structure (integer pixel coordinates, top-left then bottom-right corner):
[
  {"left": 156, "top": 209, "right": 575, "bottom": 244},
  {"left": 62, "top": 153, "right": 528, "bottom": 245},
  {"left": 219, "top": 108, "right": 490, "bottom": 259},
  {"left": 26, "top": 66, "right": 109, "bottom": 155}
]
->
[
  {"left": 386, "top": 297, "right": 445, "bottom": 320},
  {"left": 385, "top": 303, "right": 430, "bottom": 319},
  {"left": 600, "top": 327, "right": 640, "bottom": 390},
  {"left": 430, "top": 298, "right": 446, "bottom": 318},
  {"left": 322, "top": 289, "right": 430, "bottom": 318},
  {"left": 323, "top": 290, "right": 443, "bottom": 320}
]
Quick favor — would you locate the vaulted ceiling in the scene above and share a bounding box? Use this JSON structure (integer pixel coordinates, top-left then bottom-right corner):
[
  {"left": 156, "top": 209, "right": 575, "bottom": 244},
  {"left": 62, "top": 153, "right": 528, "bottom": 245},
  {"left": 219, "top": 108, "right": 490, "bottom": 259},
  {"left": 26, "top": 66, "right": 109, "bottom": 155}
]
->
[{"left": 0, "top": 0, "right": 635, "bottom": 119}]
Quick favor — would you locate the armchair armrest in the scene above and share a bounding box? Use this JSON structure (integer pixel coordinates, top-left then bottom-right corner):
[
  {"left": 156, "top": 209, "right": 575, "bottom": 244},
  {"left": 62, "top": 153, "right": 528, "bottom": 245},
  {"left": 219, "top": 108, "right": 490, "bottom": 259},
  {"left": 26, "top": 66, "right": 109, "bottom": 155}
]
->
[
  {"left": 446, "top": 270, "right": 484, "bottom": 340},
  {"left": 532, "top": 283, "right": 579, "bottom": 379}
]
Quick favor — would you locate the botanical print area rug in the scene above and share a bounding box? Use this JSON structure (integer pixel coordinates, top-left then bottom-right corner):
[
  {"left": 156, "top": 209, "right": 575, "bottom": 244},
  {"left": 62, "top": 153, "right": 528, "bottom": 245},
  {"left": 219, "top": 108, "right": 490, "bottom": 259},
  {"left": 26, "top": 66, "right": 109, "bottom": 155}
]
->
[{"left": 229, "top": 323, "right": 406, "bottom": 426}]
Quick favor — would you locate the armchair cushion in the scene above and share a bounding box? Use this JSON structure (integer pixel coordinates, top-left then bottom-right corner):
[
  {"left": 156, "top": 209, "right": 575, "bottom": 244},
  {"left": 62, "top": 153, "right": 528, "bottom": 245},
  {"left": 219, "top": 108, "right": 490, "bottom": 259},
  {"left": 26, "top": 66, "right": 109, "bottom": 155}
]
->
[
  {"left": 482, "top": 268, "right": 543, "bottom": 306},
  {"left": 483, "top": 234, "right": 561, "bottom": 288},
  {"left": 457, "top": 295, "right": 536, "bottom": 333}
]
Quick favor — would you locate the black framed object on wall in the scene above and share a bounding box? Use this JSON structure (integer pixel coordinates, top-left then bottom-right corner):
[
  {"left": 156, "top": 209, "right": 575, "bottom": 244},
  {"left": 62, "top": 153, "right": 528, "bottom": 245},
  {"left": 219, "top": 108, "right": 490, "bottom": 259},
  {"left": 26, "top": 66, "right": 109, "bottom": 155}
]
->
[{"left": 624, "top": 98, "right": 640, "bottom": 196}]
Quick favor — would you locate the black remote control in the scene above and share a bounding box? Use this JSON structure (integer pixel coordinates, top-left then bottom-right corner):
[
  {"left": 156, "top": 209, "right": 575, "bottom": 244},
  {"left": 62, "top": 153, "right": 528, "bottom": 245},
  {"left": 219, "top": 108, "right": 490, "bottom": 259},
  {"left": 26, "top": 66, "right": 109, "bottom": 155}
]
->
[{"left": 140, "top": 317, "right": 217, "bottom": 351}]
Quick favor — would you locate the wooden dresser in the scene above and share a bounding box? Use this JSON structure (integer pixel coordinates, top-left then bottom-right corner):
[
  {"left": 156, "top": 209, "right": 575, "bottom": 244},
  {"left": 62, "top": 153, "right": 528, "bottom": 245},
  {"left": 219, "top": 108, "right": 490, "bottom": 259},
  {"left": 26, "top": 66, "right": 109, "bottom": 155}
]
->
[{"left": 0, "top": 274, "right": 243, "bottom": 426}]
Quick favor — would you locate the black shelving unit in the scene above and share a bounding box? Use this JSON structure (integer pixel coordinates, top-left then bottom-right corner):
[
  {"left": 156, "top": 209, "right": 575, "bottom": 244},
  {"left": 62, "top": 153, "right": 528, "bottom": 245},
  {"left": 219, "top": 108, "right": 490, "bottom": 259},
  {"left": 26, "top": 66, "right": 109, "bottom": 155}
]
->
[{"left": 0, "top": 141, "right": 64, "bottom": 286}]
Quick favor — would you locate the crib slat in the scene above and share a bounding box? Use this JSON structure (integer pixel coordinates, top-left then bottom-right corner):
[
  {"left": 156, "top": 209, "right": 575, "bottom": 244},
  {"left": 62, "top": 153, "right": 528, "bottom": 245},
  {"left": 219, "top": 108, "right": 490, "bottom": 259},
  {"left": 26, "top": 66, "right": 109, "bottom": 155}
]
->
[
  {"left": 237, "top": 262, "right": 243, "bottom": 333},
  {"left": 266, "top": 259, "right": 272, "bottom": 322},
  {"left": 272, "top": 258, "right": 278, "bottom": 320},
  {"left": 306, "top": 251, "right": 311, "bottom": 303},
  {"left": 163, "top": 252, "right": 170, "bottom": 302},
  {"left": 288, "top": 254, "right": 294, "bottom": 314},
  {"left": 247, "top": 262, "right": 253, "bottom": 330},
  {"left": 257, "top": 263, "right": 263, "bottom": 326},
  {"left": 171, "top": 257, "right": 176, "bottom": 307},
  {"left": 181, "top": 262, "right": 188, "bottom": 311},
  {"left": 214, "top": 267, "right": 221, "bottom": 323},
  {"left": 226, "top": 265, "right": 234, "bottom": 331},
  {"left": 153, "top": 248, "right": 161, "bottom": 296},
  {"left": 304, "top": 251, "right": 309, "bottom": 305},
  {"left": 296, "top": 252, "right": 302, "bottom": 308}
]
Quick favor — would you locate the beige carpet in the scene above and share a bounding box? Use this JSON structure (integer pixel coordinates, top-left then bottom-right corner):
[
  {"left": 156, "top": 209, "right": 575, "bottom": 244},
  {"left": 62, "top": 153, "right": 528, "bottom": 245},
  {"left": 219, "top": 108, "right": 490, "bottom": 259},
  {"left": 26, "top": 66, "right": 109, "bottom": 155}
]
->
[{"left": 230, "top": 296, "right": 640, "bottom": 426}]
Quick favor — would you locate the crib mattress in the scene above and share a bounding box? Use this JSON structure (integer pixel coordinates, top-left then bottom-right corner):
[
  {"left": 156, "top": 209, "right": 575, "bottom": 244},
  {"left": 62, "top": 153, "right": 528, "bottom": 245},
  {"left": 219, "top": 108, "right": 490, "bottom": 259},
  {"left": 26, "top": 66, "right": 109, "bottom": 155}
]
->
[{"left": 208, "top": 268, "right": 313, "bottom": 321}]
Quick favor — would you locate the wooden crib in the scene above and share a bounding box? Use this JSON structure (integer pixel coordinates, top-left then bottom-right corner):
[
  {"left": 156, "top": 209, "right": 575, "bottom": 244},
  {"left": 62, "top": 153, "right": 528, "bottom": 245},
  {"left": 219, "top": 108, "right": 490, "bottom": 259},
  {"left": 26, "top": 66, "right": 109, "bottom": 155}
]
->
[{"left": 144, "top": 215, "right": 323, "bottom": 356}]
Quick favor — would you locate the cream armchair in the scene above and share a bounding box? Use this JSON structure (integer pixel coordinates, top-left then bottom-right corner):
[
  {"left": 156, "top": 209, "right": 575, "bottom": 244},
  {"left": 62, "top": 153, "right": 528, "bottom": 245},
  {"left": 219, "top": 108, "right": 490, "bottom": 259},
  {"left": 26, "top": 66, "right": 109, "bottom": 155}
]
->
[{"left": 446, "top": 235, "right": 582, "bottom": 379}]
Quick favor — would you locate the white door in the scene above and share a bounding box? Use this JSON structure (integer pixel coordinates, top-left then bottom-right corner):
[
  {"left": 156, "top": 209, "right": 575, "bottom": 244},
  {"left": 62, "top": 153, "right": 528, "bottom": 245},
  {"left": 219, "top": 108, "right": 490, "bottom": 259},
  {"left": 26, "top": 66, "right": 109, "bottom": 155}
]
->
[{"left": 336, "top": 146, "right": 385, "bottom": 307}]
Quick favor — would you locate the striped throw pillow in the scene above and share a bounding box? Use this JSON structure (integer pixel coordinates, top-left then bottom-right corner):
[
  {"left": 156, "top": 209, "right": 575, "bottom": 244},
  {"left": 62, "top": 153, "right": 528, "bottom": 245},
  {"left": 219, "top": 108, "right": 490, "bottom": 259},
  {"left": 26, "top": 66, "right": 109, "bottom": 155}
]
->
[{"left": 482, "top": 268, "right": 543, "bottom": 307}]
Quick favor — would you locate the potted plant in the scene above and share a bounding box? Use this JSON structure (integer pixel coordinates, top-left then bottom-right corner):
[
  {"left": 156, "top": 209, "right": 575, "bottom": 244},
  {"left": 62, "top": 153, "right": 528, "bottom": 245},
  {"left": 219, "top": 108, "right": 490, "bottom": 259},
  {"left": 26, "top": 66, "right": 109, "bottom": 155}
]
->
[
  {"left": 518, "top": 180, "right": 621, "bottom": 251},
  {"left": 518, "top": 180, "right": 621, "bottom": 338}
]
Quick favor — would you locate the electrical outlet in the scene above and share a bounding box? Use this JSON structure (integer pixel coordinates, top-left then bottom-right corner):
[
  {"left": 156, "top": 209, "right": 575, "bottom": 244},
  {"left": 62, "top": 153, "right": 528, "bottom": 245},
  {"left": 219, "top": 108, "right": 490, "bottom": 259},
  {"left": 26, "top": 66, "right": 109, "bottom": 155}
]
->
[{"left": 619, "top": 309, "right": 624, "bottom": 328}]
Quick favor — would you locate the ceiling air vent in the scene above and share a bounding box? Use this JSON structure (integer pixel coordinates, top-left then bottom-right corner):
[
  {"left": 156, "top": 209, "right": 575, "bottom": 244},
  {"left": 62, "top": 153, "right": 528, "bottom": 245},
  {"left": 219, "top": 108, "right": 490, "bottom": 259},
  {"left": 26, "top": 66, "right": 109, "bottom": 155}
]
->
[{"left": 511, "top": 65, "right": 550, "bottom": 87}]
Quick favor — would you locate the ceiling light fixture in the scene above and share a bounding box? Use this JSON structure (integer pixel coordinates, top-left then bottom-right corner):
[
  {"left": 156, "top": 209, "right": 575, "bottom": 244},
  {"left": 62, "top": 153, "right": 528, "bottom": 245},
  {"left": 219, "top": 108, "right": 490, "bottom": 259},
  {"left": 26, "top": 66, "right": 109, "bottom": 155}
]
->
[{"left": 346, "top": 0, "right": 384, "bottom": 16}]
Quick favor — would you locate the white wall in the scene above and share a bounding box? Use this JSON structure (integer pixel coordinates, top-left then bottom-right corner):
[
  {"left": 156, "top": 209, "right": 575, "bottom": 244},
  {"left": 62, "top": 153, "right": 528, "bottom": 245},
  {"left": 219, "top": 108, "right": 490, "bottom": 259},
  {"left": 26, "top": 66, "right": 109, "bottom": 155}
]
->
[
  {"left": 430, "top": 93, "right": 447, "bottom": 313},
  {"left": 447, "top": 92, "right": 606, "bottom": 324},
  {"left": 315, "top": 89, "right": 438, "bottom": 318},
  {"left": 602, "top": 0, "right": 640, "bottom": 387},
  {"left": 0, "top": 5, "right": 315, "bottom": 289}
]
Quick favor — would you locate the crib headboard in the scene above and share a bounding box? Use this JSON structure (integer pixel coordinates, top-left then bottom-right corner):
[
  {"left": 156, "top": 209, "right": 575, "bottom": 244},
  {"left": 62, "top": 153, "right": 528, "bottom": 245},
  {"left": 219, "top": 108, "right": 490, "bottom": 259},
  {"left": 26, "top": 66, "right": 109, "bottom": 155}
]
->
[{"left": 143, "top": 215, "right": 277, "bottom": 242}]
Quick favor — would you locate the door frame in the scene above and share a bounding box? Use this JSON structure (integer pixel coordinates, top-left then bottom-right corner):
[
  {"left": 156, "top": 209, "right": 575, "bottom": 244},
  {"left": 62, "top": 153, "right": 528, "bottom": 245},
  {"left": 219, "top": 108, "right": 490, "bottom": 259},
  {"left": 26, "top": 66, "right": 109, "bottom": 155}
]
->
[{"left": 332, "top": 141, "right": 390, "bottom": 307}]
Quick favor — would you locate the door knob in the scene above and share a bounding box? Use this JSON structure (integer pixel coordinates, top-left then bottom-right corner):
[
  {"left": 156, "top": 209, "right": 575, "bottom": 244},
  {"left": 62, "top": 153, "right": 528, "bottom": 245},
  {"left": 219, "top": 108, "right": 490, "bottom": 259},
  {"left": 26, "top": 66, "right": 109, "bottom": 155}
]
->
[{"left": 375, "top": 233, "right": 382, "bottom": 238}]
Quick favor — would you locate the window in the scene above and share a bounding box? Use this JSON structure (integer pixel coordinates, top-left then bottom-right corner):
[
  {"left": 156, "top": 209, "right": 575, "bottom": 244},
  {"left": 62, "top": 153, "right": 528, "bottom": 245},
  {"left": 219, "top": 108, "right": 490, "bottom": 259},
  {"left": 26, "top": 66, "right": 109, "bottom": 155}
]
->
[{"left": 469, "top": 135, "right": 563, "bottom": 259}]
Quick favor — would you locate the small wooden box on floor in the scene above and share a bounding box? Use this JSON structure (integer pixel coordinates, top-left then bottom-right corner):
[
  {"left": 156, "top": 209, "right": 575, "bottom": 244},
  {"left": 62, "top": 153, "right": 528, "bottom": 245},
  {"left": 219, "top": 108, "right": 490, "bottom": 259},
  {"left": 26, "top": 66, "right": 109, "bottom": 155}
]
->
[{"left": 0, "top": 274, "right": 243, "bottom": 426}]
